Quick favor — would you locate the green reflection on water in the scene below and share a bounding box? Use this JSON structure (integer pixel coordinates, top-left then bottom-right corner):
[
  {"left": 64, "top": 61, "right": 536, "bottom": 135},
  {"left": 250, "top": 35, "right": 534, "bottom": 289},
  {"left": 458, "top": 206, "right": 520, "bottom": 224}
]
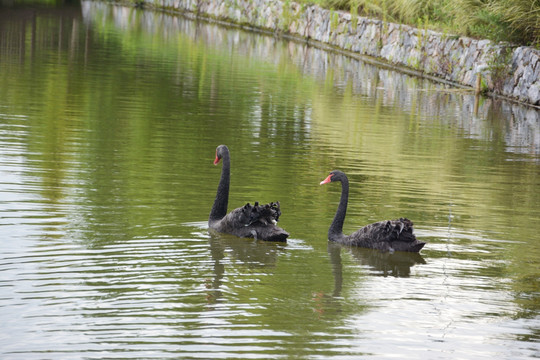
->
[{"left": 0, "top": 2, "right": 539, "bottom": 358}]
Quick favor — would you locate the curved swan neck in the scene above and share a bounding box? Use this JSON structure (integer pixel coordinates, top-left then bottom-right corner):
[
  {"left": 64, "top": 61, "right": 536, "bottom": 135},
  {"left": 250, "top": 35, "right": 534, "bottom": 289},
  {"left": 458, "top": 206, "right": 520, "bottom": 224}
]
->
[
  {"left": 209, "top": 148, "right": 230, "bottom": 222},
  {"left": 329, "top": 175, "right": 349, "bottom": 240}
]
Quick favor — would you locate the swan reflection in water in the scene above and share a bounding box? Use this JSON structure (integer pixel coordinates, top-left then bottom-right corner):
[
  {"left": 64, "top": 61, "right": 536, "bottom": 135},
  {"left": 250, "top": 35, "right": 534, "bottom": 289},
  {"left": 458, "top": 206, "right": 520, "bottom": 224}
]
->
[
  {"left": 203, "top": 229, "right": 425, "bottom": 310},
  {"left": 312, "top": 242, "right": 426, "bottom": 316},
  {"left": 205, "top": 231, "right": 285, "bottom": 305},
  {"left": 328, "top": 241, "right": 426, "bottom": 283}
]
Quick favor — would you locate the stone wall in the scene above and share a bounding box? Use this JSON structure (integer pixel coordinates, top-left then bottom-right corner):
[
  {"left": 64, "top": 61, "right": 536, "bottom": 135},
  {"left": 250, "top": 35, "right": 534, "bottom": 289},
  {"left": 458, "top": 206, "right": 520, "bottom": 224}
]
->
[{"left": 122, "top": 0, "right": 540, "bottom": 107}]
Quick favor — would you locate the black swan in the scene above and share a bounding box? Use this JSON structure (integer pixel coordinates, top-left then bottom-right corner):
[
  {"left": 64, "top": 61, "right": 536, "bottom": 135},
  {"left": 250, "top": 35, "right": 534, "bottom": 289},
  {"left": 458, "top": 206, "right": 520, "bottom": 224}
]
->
[
  {"left": 209, "top": 145, "right": 289, "bottom": 242},
  {"left": 320, "top": 170, "right": 425, "bottom": 252}
]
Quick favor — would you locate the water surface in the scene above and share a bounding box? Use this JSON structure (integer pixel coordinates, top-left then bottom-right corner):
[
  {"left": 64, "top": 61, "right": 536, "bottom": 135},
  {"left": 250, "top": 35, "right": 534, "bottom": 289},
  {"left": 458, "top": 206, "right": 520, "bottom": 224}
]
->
[{"left": 0, "top": 2, "right": 539, "bottom": 359}]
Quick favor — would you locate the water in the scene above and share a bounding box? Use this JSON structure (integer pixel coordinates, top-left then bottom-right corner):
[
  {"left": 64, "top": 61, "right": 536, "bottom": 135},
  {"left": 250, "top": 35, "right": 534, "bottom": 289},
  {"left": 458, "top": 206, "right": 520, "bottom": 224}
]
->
[{"left": 0, "top": 2, "right": 539, "bottom": 359}]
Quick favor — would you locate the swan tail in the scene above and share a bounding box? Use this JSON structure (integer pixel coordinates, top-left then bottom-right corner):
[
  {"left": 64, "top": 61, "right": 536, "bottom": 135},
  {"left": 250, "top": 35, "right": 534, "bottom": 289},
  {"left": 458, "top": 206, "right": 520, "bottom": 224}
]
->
[
  {"left": 392, "top": 240, "right": 426, "bottom": 252},
  {"left": 263, "top": 228, "right": 289, "bottom": 242},
  {"left": 389, "top": 218, "right": 425, "bottom": 252},
  {"left": 410, "top": 241, "right": 426, "bottom": 252}
]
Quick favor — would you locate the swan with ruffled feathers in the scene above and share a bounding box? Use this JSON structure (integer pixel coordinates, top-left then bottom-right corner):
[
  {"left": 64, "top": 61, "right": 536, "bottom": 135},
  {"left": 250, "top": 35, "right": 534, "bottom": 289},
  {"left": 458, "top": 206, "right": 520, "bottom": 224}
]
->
[
  {"left": 209, "top": 145, "right": 289, "bottom": 242},
  {"left": 320, "top": 170, "right": 425, "bottom": 252}
]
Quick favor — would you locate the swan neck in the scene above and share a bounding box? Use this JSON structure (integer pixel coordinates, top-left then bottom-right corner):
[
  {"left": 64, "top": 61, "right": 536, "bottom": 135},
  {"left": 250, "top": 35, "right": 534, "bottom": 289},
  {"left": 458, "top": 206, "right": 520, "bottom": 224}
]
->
[
  {"left": 209, "top": 150, "right": 230, "bottom": 222},
  {"left": 329, "top": 176, "right": 348, "bottom": 240}
]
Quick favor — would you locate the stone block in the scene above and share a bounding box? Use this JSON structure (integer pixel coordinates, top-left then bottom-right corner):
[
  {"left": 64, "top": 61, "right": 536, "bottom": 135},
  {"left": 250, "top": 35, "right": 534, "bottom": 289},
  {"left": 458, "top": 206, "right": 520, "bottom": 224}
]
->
[{"left": 527, "top": 84, "right": 540, "bottom": 105}]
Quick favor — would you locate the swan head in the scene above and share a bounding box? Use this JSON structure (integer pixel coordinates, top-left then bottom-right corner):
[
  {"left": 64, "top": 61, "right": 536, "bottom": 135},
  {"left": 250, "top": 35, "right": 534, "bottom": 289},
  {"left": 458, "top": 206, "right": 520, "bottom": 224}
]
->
[
  {"left": 320, "top": 170, "right": 346, "bottom": 185},
  {"left": 214, "top": 144, "right": 229, "bottom": 165}
]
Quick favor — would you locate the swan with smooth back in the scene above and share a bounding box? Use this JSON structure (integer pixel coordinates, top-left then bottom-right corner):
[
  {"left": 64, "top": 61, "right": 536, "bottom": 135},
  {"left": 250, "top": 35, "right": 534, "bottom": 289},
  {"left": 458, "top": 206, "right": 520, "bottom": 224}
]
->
[
  {"left": 209, "top": 145, "right": 289, "bottom": 242},
  {"left": 320, "top": 170, "right": 425, "bottom": 252}
]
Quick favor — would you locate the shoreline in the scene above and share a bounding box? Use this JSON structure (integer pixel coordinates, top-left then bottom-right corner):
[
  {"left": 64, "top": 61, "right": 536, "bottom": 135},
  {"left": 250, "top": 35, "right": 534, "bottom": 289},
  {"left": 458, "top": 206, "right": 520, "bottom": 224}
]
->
[{"left": 100, "top": 0, "right": 540, "bottom": 109}]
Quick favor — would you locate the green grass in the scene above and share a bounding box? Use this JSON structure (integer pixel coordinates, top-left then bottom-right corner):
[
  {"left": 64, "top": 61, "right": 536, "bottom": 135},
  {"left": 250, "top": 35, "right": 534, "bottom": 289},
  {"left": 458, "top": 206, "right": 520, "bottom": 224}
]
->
[{"left": 302, "top": 0, "right": 540, "bottom": 47}]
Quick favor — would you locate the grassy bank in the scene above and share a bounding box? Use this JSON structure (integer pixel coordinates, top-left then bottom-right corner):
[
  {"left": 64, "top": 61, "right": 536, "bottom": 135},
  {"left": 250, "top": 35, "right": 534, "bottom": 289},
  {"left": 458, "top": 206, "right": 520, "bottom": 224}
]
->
[{"left": 307, "top": 0, "right": 539, "bottom": 47}]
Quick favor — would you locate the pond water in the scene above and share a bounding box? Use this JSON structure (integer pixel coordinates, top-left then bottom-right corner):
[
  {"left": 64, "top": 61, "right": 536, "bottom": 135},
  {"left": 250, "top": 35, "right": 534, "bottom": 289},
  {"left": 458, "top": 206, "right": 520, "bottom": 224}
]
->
[{"left": 0, "top": 1, "right": 539, "bottom": 359}]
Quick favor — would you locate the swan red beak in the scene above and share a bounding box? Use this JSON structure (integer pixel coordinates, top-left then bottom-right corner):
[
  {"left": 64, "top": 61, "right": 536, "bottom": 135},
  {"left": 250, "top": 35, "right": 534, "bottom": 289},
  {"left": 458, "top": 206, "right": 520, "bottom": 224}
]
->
[
  {"left": 213, "top": 153, "right": 221, "bottom": 165},
  {"left": 320, "top": 174, "right": 333, "bottom": 185}
]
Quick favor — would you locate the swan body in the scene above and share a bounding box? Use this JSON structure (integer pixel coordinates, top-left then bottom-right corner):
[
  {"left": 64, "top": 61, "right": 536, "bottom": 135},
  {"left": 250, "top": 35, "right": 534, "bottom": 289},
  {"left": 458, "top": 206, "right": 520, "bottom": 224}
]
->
[
  {"left": 209, "top": 145, "right": 289, "bottom": 242},
  {"left": 320, "top": 170, "right": 425, "bottom": 252}
]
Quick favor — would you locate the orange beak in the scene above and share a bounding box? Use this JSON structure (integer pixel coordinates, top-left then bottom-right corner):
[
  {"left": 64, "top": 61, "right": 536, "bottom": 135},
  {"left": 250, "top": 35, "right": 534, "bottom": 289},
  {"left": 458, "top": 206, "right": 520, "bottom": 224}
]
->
[{"left": 320, "top": 174, "right": 333, "bottom": 185}]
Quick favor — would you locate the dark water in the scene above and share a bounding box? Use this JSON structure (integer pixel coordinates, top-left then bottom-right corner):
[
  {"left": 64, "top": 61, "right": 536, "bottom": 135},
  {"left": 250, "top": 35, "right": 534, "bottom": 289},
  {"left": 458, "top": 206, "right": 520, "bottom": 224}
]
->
[{"left": 0, "top": 2, "right": 539, "bottom": 359}]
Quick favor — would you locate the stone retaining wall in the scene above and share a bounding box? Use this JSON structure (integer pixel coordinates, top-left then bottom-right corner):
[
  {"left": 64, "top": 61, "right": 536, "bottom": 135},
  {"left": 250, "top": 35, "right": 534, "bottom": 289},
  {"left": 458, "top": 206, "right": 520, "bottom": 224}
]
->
[{"left": 121, "top": 0, "right": 540, "bottom": 106}]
